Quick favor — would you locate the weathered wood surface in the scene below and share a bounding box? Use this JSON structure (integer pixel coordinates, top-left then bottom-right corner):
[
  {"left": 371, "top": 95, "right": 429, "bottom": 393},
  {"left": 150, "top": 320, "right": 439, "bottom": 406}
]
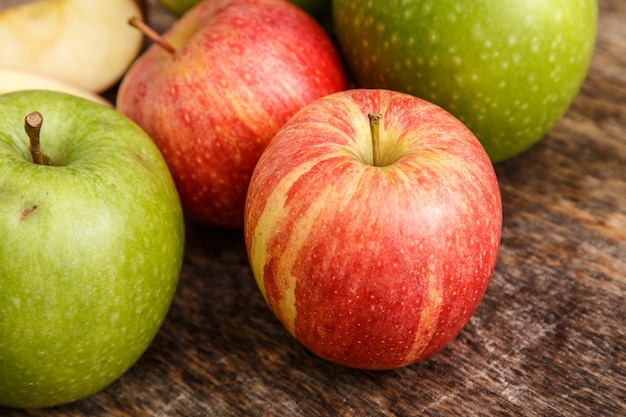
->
[{"left": 2, "top": 0, "right": 625, "bottom": 415}]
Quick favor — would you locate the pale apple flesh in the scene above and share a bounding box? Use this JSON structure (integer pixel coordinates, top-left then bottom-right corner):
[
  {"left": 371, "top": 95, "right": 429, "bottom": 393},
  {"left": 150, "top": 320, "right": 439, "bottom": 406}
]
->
[
  {"left": 0, "top": 66, "right": 111, "bottom": 106},
  {"left": 245, "top": 89, "right": 502, "bottom": 370},
  {"left": 117, "top": 0, "right": 348, "bottom": 227},
  {"left": 0, "top": 0, "right": 144, "bottom": 92}
]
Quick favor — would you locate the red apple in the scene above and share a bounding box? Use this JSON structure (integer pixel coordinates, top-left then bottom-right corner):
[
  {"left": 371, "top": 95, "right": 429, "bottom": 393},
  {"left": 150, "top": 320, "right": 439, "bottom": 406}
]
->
[
  {"left": 244, "top": 89, "right": 502, "bottom": 370},
  {"left": 117, "top": 0, "right": 347, "bottom": 227}
]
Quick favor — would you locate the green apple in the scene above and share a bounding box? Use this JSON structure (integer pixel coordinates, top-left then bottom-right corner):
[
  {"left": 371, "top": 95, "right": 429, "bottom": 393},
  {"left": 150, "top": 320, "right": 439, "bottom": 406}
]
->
[
  {"left": 333, "top": 0, "right": 598, "bottom": 162},
  {"left": 157, "top": 0, "right": 199, "bottom": 17},
  {"left": 158, "top": 0, "right": 331, "bottom": 18},
  {"left": 0, "top": 90, "right": 185, "bottom": 408}
]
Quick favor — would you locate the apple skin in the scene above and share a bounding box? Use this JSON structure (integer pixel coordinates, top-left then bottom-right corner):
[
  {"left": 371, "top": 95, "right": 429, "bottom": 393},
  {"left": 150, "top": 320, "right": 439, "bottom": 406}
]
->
[
  {"left": 332, "top": 0, "right": 598, "bottom": 162},
  {"left": 117, "top": 0, "right": 348, "bottom": 227},
  {"left": 0, "top": 90, "right": 185, "bottom": 408},
  {"left": 244, "top": 89, "right": 502, "bottom": 370},
  {"left": 158, "top": 0, "right": 330, "bottom": 18},
  {"left": 157, "top": 0, "right": 200, "bottom": 16},
  {"left": 0, "top": 0, "right": 144, "bottom": 93}
]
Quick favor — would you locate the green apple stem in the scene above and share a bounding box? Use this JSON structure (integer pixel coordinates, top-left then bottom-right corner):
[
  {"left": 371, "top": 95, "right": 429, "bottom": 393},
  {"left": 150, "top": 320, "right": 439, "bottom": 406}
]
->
[
  {"left": 128, "top": 15, "right": 176, "bottom": 55},
  {"left": 368, "top": 112, "right": 383, "bottom": 167},
  {"left": 25, "top": 111, "right": 44, "bottom": 165}
]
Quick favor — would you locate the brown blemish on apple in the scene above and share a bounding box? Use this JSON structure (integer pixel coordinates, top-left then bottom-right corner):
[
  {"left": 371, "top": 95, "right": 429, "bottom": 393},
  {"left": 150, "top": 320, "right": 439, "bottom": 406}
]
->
[{"left": 20, "top": 205, "right": 38, "bottom": 221}]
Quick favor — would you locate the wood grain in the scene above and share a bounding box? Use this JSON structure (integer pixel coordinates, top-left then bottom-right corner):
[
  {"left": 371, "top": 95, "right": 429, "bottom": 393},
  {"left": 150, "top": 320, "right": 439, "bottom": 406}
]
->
[{"left": 1, "top": 0, "right": 624, "bottom": 415}]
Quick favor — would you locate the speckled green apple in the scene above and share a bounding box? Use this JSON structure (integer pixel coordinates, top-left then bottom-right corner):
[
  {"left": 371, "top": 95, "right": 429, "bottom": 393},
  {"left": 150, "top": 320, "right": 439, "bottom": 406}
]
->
[
  {"left": 333, "top": 0, "right": 598, "bottom": 162},
  {"left": 0, "top": 90, "right": 185, "bottom": 408}
]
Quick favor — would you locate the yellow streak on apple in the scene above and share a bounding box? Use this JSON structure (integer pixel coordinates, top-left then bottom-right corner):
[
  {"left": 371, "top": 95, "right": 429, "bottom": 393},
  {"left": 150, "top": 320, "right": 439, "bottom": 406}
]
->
[
  {"left": 408, "top": 270, "right": 444, "bottom": 362},
  {"left": 248, "top": 100, "right": 385, "bottom": 334},
  {"left": 248, "top": 158, "right": 322, "bottom": 334}
]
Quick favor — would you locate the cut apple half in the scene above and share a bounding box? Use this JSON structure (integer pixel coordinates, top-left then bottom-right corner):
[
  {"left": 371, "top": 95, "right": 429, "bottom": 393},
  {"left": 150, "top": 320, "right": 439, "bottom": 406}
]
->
[
  {"left": 0, "top": 0, "right": 144, "bottom": 93},
  {"left": 0, "top": 66, "right": 112, "bottom": 106}
]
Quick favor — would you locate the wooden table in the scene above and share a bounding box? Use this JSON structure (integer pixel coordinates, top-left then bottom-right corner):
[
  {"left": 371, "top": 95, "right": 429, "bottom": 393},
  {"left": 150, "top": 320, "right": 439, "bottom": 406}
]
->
[{"left": 2, "top": 0, "right": 625, "bottom": 415}]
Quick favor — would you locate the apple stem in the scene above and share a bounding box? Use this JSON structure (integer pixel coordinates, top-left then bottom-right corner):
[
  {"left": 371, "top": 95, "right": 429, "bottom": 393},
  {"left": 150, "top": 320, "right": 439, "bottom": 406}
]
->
[
  {"left": 25, "top": 111, "right": 44, "bottom": 165},
  {"left": 128, "top": 15, "right": 176, "bottom": 55},
  {"left": 368, "top": 112, "right": 383, "bottom": 167}
]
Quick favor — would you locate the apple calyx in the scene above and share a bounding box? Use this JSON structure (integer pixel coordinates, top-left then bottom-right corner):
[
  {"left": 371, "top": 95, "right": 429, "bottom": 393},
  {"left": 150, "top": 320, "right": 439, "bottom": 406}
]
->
[
  {"left": 368, "top": 112, "right": 383, "bottom": 167},
  {"left": 128, "top": 16, "right": 176, "bottom": 55},
  {"left": 25, "top": 111, "right": 45, "bottom": 165}
]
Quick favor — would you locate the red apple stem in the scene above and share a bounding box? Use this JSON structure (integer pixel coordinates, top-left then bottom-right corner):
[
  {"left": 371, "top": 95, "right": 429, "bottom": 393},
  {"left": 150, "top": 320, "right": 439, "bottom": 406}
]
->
[
  {"left": 368, "top": 112, "right": 383, "bottom": 167},
  {"left": 25, "top": 111, "right": 44, "bottom": 165},
  {"left": 128, "top": 15, "right": 176, "bottom": 55}
]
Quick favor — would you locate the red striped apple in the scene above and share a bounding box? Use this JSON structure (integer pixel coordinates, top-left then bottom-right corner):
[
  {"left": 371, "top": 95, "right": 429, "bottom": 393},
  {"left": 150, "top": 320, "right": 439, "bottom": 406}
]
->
[
  {"left": 244, "top": 89, "right": 502, "bottom": 370},
  {"left": 117, "top": 0, "right": 348, "bottom": 227}
]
